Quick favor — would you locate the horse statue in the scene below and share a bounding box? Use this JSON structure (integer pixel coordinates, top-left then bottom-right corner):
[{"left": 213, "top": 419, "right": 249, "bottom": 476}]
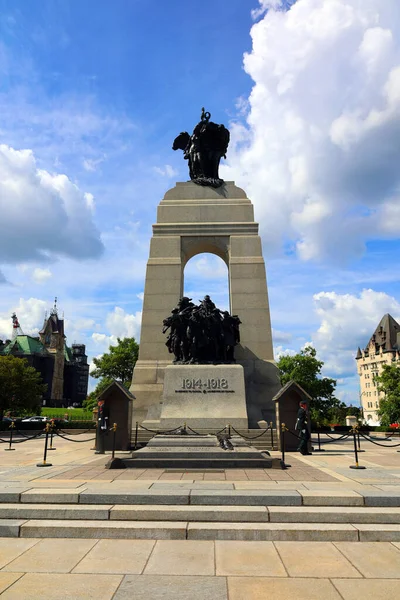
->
[{"left": 173, "top": 108, "right": 230, "bottom": 188}]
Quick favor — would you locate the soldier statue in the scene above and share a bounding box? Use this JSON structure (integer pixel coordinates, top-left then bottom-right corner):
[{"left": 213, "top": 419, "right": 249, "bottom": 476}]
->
[{"left": 173, "top": 108, "right": 230, "bottom": 188}]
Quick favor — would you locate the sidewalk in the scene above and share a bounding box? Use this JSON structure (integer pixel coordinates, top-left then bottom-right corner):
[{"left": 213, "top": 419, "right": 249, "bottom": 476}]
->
[{"left": 0, "top": 434, "right": 399, "bottom": 598}]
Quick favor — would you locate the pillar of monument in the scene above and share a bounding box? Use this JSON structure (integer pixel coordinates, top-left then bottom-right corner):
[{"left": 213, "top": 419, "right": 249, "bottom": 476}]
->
[{"left": 130, "top": 181, "right": 281, "bottom": 427}]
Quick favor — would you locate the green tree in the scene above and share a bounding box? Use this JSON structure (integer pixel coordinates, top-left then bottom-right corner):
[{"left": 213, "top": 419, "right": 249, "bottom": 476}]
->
[
  {"left": 277, "top": 346, "right": 339, "bottom": 424},
  {"left": 0, "top": 355, "right": 47, "bottom": 419},
  {"left": 91, "top": 337, "right": 139, "bottom": 385},
  {"left": 375, "top": 363, "right": 400, "bottom": 426},
  {"left": 83, "top": 377, "right": 114, "bottom": 412}
]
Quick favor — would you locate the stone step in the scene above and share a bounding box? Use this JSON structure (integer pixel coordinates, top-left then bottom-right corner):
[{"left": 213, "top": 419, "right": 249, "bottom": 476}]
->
[
  {"left": 2, "top": 519, "right": 400, "bottom": 541},
  {"left": 1, "top": 503, "right": 399, "bottom": 524},
  {"left": 122, "top": 457, "right": 279, "bottom": 469},
  {"left": 3, "top": 489, "right": 400, "bottom": 507}
]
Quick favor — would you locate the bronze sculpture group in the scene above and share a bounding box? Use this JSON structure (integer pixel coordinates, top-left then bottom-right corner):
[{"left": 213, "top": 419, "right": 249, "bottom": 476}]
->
[
  {"left": 163, "top": 295, "right": 241, "bottom": 364},
  {"left": 173, "top": 108, "right": 230, "bottom": 188}
]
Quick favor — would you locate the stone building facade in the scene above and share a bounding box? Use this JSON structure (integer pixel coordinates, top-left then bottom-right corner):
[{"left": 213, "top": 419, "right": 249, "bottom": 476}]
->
[
  {"left": 356, "top": 314, "right": 400, "bottom": 425},
  {"left": 0, "top": 307, "right": 89, "bottom": 407}
]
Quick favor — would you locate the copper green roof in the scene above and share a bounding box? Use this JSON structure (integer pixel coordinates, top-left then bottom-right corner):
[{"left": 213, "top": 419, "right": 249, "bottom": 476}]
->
[{"left": 0, "top": 335, "right": 46, "bottom": 356}]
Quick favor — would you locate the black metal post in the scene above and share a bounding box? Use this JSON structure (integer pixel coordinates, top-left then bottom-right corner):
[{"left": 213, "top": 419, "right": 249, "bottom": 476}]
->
[
  {"left": 270, "top": 422, "right": 274, "bottom": 450},
  {"left": 37, "top": 423, "right": 53, "bottom": 467},
  {"left": 313, "top": 429, "right": 325, "bottom": 452},
  {"left": 280, "top": 423, "right": 290, "bottom": 468},
  {"left": 350, "top": 427, "right": 366, "bottom": 469},
  {"left": 48, "top": 420, "right": 56, "bottom": 451},
  {"left": 112, "top": 423, "right": 117, "bottom": 459},
  {"left": 357, "top": 429, "right": 365, "bottom": 452},
  {"left": 134, "top": 421, "right": 139, "bottom": 450},
  {"left": 228, "top": 423, "right": 231, "bottom": 437},
  {"left": 5, "top": 421, "right": 15, "bottom": 451}
]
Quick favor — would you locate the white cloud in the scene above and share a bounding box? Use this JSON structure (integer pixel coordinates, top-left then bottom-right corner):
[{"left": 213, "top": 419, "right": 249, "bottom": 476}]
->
[
  {"left": 312, "top": 288, "right": 400, "bottom": 376},
  {"left": 272, "top": 328, "right": 292, "bottom": 344},
  {"left": 153, "top": 164, "right": 178, "bottom": 178},
  {"left": 82, "top": 157, "right": 105, "bottom": 172},
  {"left": 32, "top": 267, "right": 52, "bottom": 284},
  {"left": 224, "top": 0, "right": 400, "bottom": 263},
  {"left": 0, "top": 144, "right": 104, "bottom": 266},
  {"left": 136, "top": 292, "right": 144, "bottom": 301},
  {"left": 106, "top": 307, "right": 142, "bottom": 341},
  {"left": 0, "top": 297, "right": 47, "bottom": 339}
]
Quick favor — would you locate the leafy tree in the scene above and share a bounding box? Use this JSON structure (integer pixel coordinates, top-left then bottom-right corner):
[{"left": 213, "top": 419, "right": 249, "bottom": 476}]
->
[
  {"left": 91, "top": 337, "right": 139, "bottom": 385},
  {"left": 375, "top": 364, "right": 400, "bottom": 426},
  {"left": 83, "top": 377, "right": 114, "bottom": 412},
  {"left": 277, "top": 346, "right": 339, "bottom": 424},
  {"left": 0, "top": 355, "right": 47, "bottom": 419}
]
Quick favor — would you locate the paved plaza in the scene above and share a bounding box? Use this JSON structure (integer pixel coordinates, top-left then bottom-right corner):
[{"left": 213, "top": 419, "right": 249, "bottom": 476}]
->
[{"left": 0, "top": 433, "right": 400, "bottom": 598}]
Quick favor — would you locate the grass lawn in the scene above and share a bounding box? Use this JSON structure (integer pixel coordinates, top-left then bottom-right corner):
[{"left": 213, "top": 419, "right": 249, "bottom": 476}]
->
[{"left": 42, "top": 407, "right": 93, "bottom": 420}]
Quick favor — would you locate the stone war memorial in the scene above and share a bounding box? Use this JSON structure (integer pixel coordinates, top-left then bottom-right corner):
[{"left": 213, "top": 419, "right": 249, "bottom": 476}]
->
[{"left": 129, "top": 108, "right": 282, "bottom": 457}]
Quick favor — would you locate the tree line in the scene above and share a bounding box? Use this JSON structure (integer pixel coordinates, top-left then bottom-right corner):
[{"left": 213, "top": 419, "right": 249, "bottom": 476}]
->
[{"left": 1, "top": 338, "right": 399, "bottom": 426}]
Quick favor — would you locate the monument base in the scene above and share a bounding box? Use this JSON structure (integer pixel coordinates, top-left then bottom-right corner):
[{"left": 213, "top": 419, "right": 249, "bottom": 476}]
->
[{"left": 159, "top": 364, "right": 248, "bottom": 430}]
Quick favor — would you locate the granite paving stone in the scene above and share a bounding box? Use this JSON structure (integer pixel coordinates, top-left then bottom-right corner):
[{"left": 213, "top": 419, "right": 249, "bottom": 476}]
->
[
  {"left": 0, "top": 538, "right": 39, "bottom": 569},
  {"left": 334, "top": 541, "right": 400, "bottom": 577},
  {"left": 361, "top": 491, "right": 400, "bottom": 506},
  {"left": 0, "top": 573, "right": 123, "bottom": 600},
  {"left": 189, "top": 489, "right": 302, "bottom": 505},
  {"left": 0, "top": 573, "right": 24, "bottom": 595},
  {"left": 274, "top": 541, "right": 361, "bottom": 577},
  {"left": 268, "top": 505, "right": 400, "bottom": 523},
  {"left": 332, "top": 579, "right": 400, "bottom": 600},
  {"left": 2, "top": 538, "right": 97, "bottom": 573},
  {"left": 355, "top": 524, "right": 400, "bottom": 541},
  {"left": 73, "top": 539, "right": 155, "bottom": 574},
  {"left": 0, "top": 504, "right": 112, "bottom": 520},
  {"left": 144, "top": 540, "right": 215, "bottom": 575},
  {"left": 21, "top": 489, "right": 83, "bottom": 504},
  {"left": 112, "top": 575, "right": 228, "bottom": 600},
  {"left": 79, "top": 489, "right": 190, "bottom": 504},
  {"left": 0, "top": 519, "right": 26, "bottom": 537},
  {"left": 300, "top": 490, "right": 363, "bottom": 506},
  {"left": 110, "top": 504, "right": 269, "bottom": 522},
  {"left": 20, "top": 519, "right": 187, "bottom": 539},
  {"left": 227, "top": 576, "right": 342, "bottom": 600},
  {"left": 187, "top": 523, "right": 358, "bottom": 541},
  {"left": 215, "top": 540, "right": 286, "bottom": 576}
]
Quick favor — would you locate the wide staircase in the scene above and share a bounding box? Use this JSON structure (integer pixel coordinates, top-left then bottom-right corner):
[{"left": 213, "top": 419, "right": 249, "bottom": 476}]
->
[{"left": 1, "top": 485, "right": 400, "bottom": 542}]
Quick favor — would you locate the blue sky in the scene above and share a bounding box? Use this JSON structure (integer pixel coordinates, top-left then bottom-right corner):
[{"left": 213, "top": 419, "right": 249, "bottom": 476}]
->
[{"left": 1, "top": 0, "right": 400, "bottom": 405}]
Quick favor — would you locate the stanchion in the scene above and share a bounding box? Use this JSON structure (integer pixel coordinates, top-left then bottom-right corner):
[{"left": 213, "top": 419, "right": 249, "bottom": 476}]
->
[
  {"left": 4, "top": 421, "right": 16, "bottom": 451},
  {"left": 183, "top": 421, "right": 187, "bottom": 433},
  {"left": 36, "top": 423, "right": 53, "bottom": 467},
  {"left": 349, "top": 426, "right": 366, "bottom": 470},
  {"left": 280, "top": 423, "right": 291, "bottom": 469},
  {"left": 357, "top": 429, "right": 365, "bottom": 452},
  {"left": 228, "top": 423, "right": 231, "bottom": 437},
  {"left": 313, "top": 426, "right": 325, "bottom": 452},
  {"left": 48, "top": 419, "right": 56, "bottom": 451},
  {"left": 111, "top": 423, "right": 117, "bottom": 459},
  {"left": 133, "top": 421, "right": 139, "bottom": 450},
  {"left": 270, "top": 422, "right": 274, "bottom": 449}
]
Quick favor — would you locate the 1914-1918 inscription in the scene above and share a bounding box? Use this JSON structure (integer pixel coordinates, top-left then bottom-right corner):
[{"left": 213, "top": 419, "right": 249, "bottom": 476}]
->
[{"left": 175, "top": 377, "right": 235, "bottom": 394}]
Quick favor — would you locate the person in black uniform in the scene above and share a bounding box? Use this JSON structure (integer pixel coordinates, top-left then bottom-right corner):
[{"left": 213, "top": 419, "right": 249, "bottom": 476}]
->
[{"left": 295, "top": 401, "right": 312, "bottom": 455}]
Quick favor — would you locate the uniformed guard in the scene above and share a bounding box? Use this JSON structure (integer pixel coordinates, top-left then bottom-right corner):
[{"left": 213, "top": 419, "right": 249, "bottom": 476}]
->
[{"left": 295, "top": 401, "right": 312, "bottom": 455}]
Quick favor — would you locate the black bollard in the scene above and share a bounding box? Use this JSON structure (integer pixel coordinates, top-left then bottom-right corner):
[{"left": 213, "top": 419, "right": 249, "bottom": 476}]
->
[
  {"left": 37, "top": 423, "right": 53, "bottom": 467},
  {"left": 280, "top": 423, "right": 291, "bottom": 469},
  {"left": 349, "top": 427, "right": 366, "bottom": 469},
  {"left": 270, "top": 422, "right": 274, "bottom": 450},
  {"left": 5, "top": 421, "right": 16, "bottom": 451},
  {"left": 48, "top": 419, "right": 56, "bottom": 451},
  {"left": 111, "top": 423, "right": 117, "bottom": 459},
  {"left": 313, "top": 429, "right": 325, "bottom": 452},
  {"left": 133, "top": 421, "right": 139, "bottom": 450},
  {"left": 228, "top": 423, "right": 231, "bottom": 437},
  {"left": 357, "top": 429, "right": 365, "bottom": 452}
]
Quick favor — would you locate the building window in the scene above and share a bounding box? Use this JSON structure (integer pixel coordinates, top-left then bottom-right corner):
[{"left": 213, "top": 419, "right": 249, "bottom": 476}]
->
[{"left": 367, "top": 414, "right": 372, "bottom": 420}]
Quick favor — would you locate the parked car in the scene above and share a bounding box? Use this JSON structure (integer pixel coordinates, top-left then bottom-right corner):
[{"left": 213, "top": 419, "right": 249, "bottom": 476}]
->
[{"left": 21, "top": 416, "right": 48, "bottom": 423}]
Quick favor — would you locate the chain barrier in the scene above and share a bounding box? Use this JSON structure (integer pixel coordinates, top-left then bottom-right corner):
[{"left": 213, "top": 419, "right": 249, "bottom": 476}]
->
[
  {"left": 0, "top": 430, "right": 45, "bottom": 444},
  {"left": 185, "top": 425, "right": 202, "bottom": 436},
  {"left": 139, "top": 424, "right": 186, "bottom": 435},
  {"left": 54, "top": 431, "right": 96, "bottom": 443},
  {"left": 358, "top": 431, "right": 400, "bottom": 448},
  {"left": 230, "top": 425, "right": 270, "bottom": 440},
  {"left": 58, "top": 428, "right": 94, "bottom": 436},
  {"left": 288, "top": 428, "right": 351, "bottom": 445}
]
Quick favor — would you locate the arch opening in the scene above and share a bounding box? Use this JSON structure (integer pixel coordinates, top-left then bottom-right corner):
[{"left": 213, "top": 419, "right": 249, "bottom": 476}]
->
[{"left": 183, "top": 252, "right": 230, "bottom": 312}]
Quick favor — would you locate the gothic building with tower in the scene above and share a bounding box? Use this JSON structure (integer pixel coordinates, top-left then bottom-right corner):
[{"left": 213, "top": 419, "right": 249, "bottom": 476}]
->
[
  {"left": 0, "top": 301, "right": 89, "bottom": 407},
  {"left": 356, "top": 314, "right": 400, "bottom": 425}
]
